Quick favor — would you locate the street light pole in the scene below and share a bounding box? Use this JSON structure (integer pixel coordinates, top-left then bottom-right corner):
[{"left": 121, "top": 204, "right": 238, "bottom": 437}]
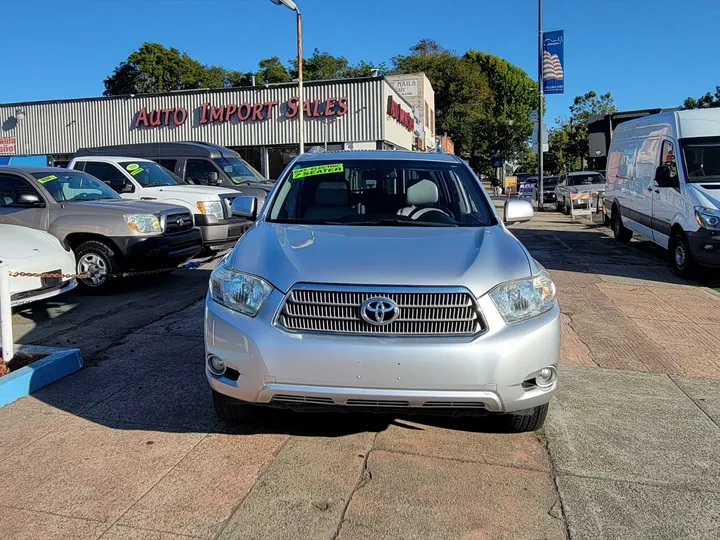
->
[
  {"left": 296, "top": 8, "right": 304, "bottom": 154},
  {"left": 271, "top": 0, "right": 304, "bottom": 154},
  {"left": 538, "top": 0, "right": 544, "bottom": 201}
]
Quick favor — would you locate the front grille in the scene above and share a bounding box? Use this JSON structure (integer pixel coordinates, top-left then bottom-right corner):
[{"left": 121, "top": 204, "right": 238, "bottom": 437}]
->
[
  {"left": 164, "top": 212, "right": 194, "bottom": 233},
  {"left": 276, "top": 286, "right": 485, "bottom": 336}
]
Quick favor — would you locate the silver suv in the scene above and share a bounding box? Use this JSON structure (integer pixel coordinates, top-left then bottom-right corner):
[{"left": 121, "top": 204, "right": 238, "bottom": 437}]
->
[{"left": 205, "top": 151, "right": 559, "bottom": 432}]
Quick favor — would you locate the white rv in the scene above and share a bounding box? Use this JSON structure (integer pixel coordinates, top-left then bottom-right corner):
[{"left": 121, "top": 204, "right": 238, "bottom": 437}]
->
[{"left": 605, "top": 109, "right": 720, "bottom": 277}]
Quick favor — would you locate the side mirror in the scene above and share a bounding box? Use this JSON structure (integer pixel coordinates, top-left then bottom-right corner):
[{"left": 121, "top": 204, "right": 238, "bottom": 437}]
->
[
  {"left": 16, "top": 193, "right": 43, "bottom": 206},
  {"left": 207, "top": 172, "right": 220, "bottom": 185},
  {"left": 503, "top": 199, "right": 534, "bottom": 225},
  {"left": 231, "top": 196, "right": 258, "bottom": 220}
]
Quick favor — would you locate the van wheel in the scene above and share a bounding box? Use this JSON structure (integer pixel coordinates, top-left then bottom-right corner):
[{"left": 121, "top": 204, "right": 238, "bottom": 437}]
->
[
  {"left": 670, "top": 232, "right": 696, "bottom": 279},
  {"left": 612, "top": 210, "right": 633, "bottom": 243},
  {"left": 75, "top": 241, "right": 119, "bottom": 294},
  {"left": 501, "top": 403, "right": 549, "bottom": 433}
]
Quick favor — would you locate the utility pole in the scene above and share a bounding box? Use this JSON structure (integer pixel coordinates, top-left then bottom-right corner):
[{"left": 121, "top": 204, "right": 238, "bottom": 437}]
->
[
  {"left": 297, "top": 9, "right": 304, "bottom": 154},
  {"left": 538, "top": 0, "right": 544, "bottom": 202}
]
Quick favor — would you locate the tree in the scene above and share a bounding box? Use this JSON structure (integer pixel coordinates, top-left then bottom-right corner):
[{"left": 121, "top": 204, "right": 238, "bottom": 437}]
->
[
  {"left": 545, "top": 91, "right": 616, "bottom": 173},
  {"left": 392, "top": 40, "right": 493, "bottom": 170},
  {"left": 104, "top": 42, "right": 227, "bottom": 95},
  {"left": 683, "top": 86, "right": 720, "bottom": 109}
]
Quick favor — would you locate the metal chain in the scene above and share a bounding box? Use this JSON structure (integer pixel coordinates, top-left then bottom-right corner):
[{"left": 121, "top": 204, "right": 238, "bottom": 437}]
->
[{"left": 8, "top": 266, "right": 183, "bottom": 280}]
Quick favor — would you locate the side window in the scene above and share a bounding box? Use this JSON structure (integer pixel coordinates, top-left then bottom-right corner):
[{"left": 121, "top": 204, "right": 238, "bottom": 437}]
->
[
  {"left": 155, "top": 159, "right": 177, "bottom": 172},
  {"left": 185, "top": 159, "right": 218, "bottom": 184},
  {"left": 0, "top": 174, "right": 42, "bottom": 207},
  {"left": 661, "top": 140, "right": 678, "bottom": 178},
  {"left": 72, "top": 161, "right": 86, "bottom": 171},
  {"left": 83, "top": 161, "right": 131, "bottom": 192}
]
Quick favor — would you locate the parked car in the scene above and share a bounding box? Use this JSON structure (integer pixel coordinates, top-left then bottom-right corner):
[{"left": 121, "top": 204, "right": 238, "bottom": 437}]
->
[
  {"left": 0, "top": 224, "right": 76, "bottom": 307},
  {"left": 554, "top": 171, "right": 606, "bottom": 213},
  {"left": 0, "top": 166, "right": 202, "bottom": 292},
  {"left": 534, "top": 176, "right": 559, "bottom": 210},
  {"left": 205, "top": 150, "right": 560, "bottom": 432},
  {"left": 69, "top": 156, "right": 248, "bottom": 251},
  {"left": 74, "top": 142, "right": 273, "bottom": 207},
  {"left": 606, "top": 109, "right": 720, "bottom": 277}
]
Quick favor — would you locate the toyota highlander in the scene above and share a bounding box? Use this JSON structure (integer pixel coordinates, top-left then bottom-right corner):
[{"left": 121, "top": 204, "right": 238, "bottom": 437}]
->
[{"left": 205, "top": 151, "right": 560, "bottom": 432}]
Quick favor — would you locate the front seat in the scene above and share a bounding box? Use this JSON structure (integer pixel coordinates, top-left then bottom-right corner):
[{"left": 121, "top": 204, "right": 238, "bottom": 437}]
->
[
  {"left": 398, "top": 179, "right": 440, "bottom": 218},
  {"left": 303, "top": 181, "right": 351, "bottom": 220}
]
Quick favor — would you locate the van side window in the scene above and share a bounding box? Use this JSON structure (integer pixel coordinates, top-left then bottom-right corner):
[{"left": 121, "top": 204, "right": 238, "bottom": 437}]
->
[
  {"left": 186, "top": 159, "right": 217, "bottom": 184},
  {"left": 156, "top": 159, "right": 177, "bottom": 173},
  {"left": 0, "top": 174, "right": 42, "bottom": 207},
  {"left": 661, "top": 140, "right": 678, "bottom": 177}
]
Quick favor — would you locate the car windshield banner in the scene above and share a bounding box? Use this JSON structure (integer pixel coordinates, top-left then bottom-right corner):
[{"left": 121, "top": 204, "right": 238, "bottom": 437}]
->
[{"left": 543, "top": 30, "right": 564, "bottom": 95}]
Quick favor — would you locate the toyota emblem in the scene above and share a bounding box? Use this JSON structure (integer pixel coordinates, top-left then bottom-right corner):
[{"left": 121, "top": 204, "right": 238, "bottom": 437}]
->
[
  {"left": 176, "top": 217, "right": 185, "bottom": 227},
  {"left": 360, "top": 297, "right": 400, "bottom": 326}
]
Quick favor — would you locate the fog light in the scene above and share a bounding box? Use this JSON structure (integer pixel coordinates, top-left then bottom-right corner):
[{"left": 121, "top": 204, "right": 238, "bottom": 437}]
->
[
  {"left": 207, "top": 355, "right": 226, "bottom": 376},
  {"left": 702, "top": 243, "right": 714, "bottom": 251},
  {"left": 536, "top": 366, "right": 557, "bottom": 388}
]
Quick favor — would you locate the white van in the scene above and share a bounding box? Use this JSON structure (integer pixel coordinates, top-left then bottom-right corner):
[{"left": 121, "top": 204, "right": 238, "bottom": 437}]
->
[
  {"left": 69, "top": 156, "right": 247, "bottom": 251},
  {"left": 605, "top": 109, "right": 720, "bottom": 277}
]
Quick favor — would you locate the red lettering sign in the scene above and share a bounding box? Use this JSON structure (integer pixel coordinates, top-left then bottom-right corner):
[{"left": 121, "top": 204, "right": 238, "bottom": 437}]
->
[
  {"left": 134, "top": 97, "right": 349, "bottom": 128},
  {"left": 386, "top": 97, "right": 414, "bottom": 132},
  {"left": 0, "top": 136, "right": 17, "bottom": 154}
]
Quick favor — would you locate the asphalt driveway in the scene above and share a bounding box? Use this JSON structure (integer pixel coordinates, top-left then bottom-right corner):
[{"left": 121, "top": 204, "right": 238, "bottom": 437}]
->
[{"left": 2, "top": 208, "right": 720, "bottom": 539}]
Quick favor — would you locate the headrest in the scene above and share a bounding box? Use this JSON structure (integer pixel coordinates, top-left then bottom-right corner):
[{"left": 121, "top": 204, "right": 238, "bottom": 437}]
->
[
  {"left": 406, "top": 179, "right": 439, "bottom": 205},
  {"left": 315, "top": 181, "right": 349, "bottom": 206}
]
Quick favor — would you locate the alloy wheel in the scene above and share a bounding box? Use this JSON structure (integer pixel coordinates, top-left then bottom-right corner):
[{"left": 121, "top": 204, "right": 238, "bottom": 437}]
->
[{"left": 78, "top": 253, "right": 109, "bottom": 287}]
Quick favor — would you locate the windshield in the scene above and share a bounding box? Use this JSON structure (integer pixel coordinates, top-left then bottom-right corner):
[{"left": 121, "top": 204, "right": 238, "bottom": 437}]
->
[
  {"left": 681, "top": 137, "right": 720, "bottom": 183},
  {"left": 267, "top": 159, "right": 495, "bottom": 227},
  {"left": 568, "top": 173, "right": 604, "bottom": 186},
  {"left": 119, "top": 161, "right": 184, "bottom": 187},
  {"left": 32, "top": 171, "right": 121, "bottom": 202},
  {"left": 543, "top": 177, "right": 559, "bottom": 187},
  {"left": 215, "top": 157, "right": 267, "bottom": 184}
]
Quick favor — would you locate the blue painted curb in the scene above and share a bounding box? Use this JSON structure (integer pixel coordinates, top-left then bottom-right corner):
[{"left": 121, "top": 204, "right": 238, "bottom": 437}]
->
[{"left": 0, "top": 345, "right": 83, "bottom": 408}]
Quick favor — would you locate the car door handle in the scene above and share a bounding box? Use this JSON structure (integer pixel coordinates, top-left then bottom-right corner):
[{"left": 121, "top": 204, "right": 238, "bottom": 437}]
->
[
  {"left": 646, "top": 186, "right": 653, "bottom": 191},
  {"left": 654, "top": 190, "right": 660, "bottom": 194}
]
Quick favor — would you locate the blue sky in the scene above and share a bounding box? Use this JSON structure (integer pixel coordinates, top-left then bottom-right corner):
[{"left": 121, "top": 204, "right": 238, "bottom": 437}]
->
[{"left": 3, "top": 0, "right": 719, "bottom": 124}]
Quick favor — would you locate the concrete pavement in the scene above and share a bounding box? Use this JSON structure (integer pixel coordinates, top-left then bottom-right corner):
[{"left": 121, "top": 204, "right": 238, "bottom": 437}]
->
[{"left": 1, "top": 207, "right": 720, "bottom": 539}]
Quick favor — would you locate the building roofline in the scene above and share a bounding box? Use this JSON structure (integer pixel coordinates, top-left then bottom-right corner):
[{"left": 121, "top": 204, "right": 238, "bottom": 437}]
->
[{"left": 1, "top": 76, "right": 386, "bottom": 109}]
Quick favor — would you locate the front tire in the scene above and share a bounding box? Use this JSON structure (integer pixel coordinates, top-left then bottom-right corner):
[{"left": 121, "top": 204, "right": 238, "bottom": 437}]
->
[
  {"left": 612, "top": 209, "right": 633, "bottom": 243},
  {"left": 502, "top": 403, "right": 549, "bottom": 432},
  {"left": 75, "top": 241, "right": 119, "bottom": 294},
  {"left": 212, "top": 390, "right": 255, "bottom": 423},
  {"left": 670, "top": 232, "right": 696, "bottom": 279}
]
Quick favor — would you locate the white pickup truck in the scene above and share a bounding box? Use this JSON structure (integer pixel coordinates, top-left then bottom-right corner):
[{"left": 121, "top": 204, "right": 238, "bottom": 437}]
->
[{"left": 68, "top": 156, "right": 248, "bottom": 250}]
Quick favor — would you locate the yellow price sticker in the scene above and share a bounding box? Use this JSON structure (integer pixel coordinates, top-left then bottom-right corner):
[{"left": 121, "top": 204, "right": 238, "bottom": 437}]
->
[
  {"left": 126, "top": 163, "right": 140, "bottom": 171},
  {"left": 36, "top": 175, "right": 58, "bottom": 184},
  {"left": 292, "top": 163, "right": 344, "bottom": 179},
  {"left": 129, "top": 167, "right": 144, "bottom": 176}
]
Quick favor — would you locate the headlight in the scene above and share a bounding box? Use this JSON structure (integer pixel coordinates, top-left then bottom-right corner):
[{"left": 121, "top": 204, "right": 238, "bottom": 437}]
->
[
  {"left": 197, "top": 201, "right": 224, "bottom": 220},
  {"left": 695, "top": 207, "right": 720, "bottom": 231},
  {"left": 489, "top": 270, "right": 557, "bottom": 324},
  {"left": 124, "top": 214, "right": 161, "bottom": 233},
  {"left": 209, "top": 263, "right": 273, "bottom": 316}
]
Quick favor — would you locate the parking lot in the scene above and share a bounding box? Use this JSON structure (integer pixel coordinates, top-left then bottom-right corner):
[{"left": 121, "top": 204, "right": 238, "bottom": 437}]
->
[{"left": 2, "top": 204, "right": 720, "bottom": 540}]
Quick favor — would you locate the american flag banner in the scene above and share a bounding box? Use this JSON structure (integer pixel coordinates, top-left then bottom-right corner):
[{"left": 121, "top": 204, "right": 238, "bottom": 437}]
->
[{"left": 542, "top": 30, "right": 564, "bottom": 95}]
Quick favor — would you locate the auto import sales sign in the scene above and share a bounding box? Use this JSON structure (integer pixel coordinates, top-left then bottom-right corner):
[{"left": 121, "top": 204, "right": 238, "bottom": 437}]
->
[{"left": 543, "top": 30, "right": 564, "bottom": 95}]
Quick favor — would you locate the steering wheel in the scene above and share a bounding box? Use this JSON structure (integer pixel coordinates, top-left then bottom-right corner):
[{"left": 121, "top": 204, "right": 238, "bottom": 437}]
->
[
  {"left": 72, "top": 193, "right": 94, "bottom": 200},
  {"left": 408, "top": 205, "right": 453, "bottom": 220}
]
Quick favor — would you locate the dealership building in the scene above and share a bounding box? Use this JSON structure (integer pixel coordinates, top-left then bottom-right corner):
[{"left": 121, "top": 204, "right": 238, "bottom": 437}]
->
[{"left": 0, "top": 74, "right": 436, "bottom": 179}]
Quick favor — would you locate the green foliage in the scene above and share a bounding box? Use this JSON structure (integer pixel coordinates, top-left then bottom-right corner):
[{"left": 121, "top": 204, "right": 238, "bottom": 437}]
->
[
  {"left": 545, "top": 91, "right": 616, "bottom": 174},
  {"left": 683, "top": 86, "right": 720, "bottom": 109},
  {"left": 103, "top": 43, "right": 227, "bottom": 96}
]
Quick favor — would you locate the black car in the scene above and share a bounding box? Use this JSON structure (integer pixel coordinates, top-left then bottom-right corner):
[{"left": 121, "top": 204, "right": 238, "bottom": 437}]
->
[{"left": 535, "top": 176, "right": 559, "bottom": 208}]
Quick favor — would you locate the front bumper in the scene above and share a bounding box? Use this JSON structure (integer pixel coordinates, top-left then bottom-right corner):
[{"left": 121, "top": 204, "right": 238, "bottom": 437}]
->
[
  {"left": 687, "top": 228, "right": 720, "bottom": 268},
  {"left": 11, "top": 278, "right": 76, "bottom": 307},
  {"left": 114, "top": 229, "right": 202, "bottom": 269},
  {"left": 205, "top": 291, "right": 560, "bottom": 413},
  {"left": 195, "top": 215, "right": 250, "bottom": 249}
]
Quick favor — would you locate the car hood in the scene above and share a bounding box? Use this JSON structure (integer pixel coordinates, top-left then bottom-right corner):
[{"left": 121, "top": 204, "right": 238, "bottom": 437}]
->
[
  {"left": 68, "top": 199, "right": 186, "bottom": 214},
  {"left": 228, "top": 223, "right": 533, "bottom": 297},
  {"left": 144, "top": 185, "right": 236, "bottom": 200},
  {"left": 0, "top": 225, "right": 64, "bottom": 259}
]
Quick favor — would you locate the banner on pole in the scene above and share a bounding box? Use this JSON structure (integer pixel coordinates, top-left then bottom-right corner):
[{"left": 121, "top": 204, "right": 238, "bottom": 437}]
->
[{"left": 542, "top": 30, "right": 564, "bottom": 95}]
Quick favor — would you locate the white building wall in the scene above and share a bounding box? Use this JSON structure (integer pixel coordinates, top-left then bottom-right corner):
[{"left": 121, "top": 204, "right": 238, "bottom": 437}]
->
[
  {"left": 0, "top": 79, "right": 388, "bottom": 156},
  {"left": 381, "top": 81, "right": 414, "bottom": 150}
]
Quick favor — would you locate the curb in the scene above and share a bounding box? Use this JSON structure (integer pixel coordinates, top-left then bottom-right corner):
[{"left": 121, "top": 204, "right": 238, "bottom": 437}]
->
[{"left": 0, "top": 345, "right": 83, "bottom": 408}]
